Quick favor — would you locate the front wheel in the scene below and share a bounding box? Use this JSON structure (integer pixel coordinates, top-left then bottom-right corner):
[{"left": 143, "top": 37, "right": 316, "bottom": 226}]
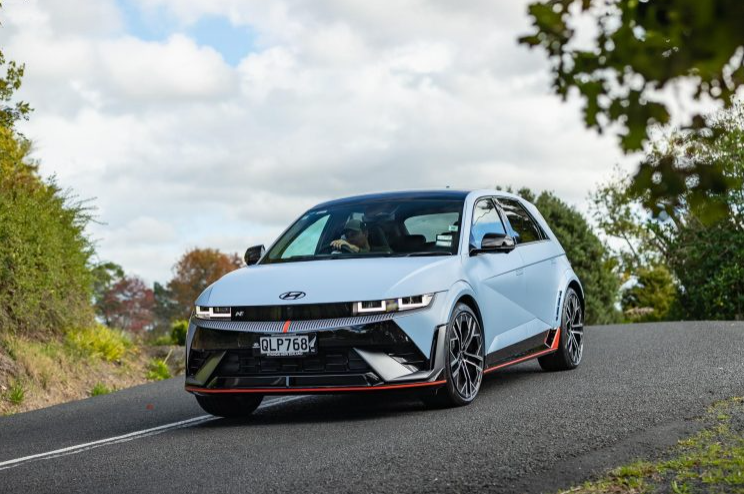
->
[
  {"left": 538, "top": 287, "right": 584, "bottom": 371},
  {"left": 422, "top": 303, "right": 484, "bottom": 408},
  {"left": 195, "top": 394, "right": 264, "bottom": 418}
]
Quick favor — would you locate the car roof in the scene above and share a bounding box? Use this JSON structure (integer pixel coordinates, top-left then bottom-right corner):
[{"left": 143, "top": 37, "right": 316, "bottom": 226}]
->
[
  {"left": 312, "top": 189, "right": 527, "bottom": 209},
  {"left": 313, "top": 189, "right": 471, "bottom": 209}
]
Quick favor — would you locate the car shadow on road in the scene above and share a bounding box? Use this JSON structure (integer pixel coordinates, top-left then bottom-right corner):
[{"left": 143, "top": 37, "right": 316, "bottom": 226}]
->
[{"left": 193, "top": 362, "right": 545, "bottom": 429}]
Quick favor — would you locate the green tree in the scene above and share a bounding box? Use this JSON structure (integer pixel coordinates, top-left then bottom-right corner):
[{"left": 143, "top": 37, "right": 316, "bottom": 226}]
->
[
  {"left": 1, "top": 3, "right": 31, "bottom": 131},
  {"left": 591, "top": 105, "right": 744, "bottom": 320},
  {"left": 520, "top": 0, "right": 744, "bottom": 216},
  {"left": 0, "top": 2, "right": 95, "bottom": 335},
  {"left": 152, "top": 281, "right": 179, "bottom": 331},
  {"left": 91, "top": 261, "right": 125, "bottom": 321},
  {"left": 519, "top": 188, "right": 622, "bottom": 325},
  {"left": 668, "top": 224, "right": 744, "bottom": 320},
  {"left": 622, "top": 264, "right": 676, "bottom": 322}
]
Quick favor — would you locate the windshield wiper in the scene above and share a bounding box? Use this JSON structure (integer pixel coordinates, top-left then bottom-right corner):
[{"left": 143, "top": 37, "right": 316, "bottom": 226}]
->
[{"left": 402, "top": 251, "right": 452, "bottom": 257}]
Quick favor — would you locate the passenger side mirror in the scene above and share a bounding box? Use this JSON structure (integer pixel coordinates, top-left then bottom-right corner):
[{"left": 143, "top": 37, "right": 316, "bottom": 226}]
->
[
  {"left": 244, "top": 245, "right": 265, "bottom": 266},
  {"left": 471, "top": 233, "right": 515, "bottom": 255}
]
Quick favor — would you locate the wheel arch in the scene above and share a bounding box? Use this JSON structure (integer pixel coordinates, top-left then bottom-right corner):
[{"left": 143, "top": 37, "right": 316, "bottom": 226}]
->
[
  {"left": 455, "top": 293, "right": 484, "bottom": 329},
  {"left": 567, "top": 279, "right": 585, "bottom": 315},
  {"left": 555, "top": 270, "right": 584, "bottom": 327},
  {"left": 434, "top": 281, "right": 487, "bottom": 352}
]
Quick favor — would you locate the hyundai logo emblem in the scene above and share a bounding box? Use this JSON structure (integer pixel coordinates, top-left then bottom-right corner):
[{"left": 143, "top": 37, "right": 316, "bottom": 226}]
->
[{"left": 279, "top": 291, "right": 306, "bottom": 301}]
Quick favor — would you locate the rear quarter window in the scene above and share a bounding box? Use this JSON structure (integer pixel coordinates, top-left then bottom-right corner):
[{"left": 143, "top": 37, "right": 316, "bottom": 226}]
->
[{"left": 496, "top": 198, "right": 546, "bottom": 244}]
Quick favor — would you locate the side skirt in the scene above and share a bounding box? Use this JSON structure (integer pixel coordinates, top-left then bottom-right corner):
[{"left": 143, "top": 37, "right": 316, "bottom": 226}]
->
[{"left": 483, "top": 328, "right": 560, "bottom": 375}]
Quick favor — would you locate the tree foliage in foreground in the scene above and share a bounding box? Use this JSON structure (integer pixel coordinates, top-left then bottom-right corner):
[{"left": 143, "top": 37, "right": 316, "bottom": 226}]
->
[{"left": 520, "top": 0, "right": 744, "bottom": 218}]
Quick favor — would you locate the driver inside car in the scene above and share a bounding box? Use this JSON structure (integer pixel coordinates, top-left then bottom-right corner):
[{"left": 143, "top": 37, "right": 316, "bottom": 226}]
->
[{"left": 330, "top": 219, "right": 371, "bottom": 253}]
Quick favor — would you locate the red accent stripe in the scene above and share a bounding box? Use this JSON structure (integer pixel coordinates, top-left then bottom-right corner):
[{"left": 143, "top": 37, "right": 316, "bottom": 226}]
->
[
  {"left": 282, "top": 321, "right": 291, "bottom": 333},
  {"left": 186, "top": 380, "right": 446, "bottom": 394},
  {"left": 483, "top": 327, "right": 561, "bottom": 375}
]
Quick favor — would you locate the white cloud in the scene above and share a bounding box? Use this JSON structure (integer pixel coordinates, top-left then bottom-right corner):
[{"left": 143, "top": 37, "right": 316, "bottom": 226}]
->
[
  {"left": 4, "top": 0, "right": 636, "bottom": 283},
  {"left": 98, "top": 35, "right": 237, "bottom": 101}
]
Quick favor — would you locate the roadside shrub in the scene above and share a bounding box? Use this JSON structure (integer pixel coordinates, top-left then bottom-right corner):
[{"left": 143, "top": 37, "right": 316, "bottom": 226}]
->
[
  {"left": 90, "top": 383, "right": 112, "bottom": 396},
  {"left": 170, "top": 320, "right": 188, "bottom": 346},
  {"left": 0, "top": 127, "right": 95, "bottom": 337},
  {"left": 150, "top": 334, "right": 174, "bottom": 346},
  {"left": 669, "top": 223, "right": 744, "bottom": 320},
  {"left": 622, "top": 265, "right": 677, "bottom": 322},
  {"left": 66, "top": 326, "right": 133, "bottom": 363},
  {"left": 5, "top": 379, "right": 25, "bottom": 405},
  {"left": 146, "top": 358, "right": 172, "bottom": 381}
]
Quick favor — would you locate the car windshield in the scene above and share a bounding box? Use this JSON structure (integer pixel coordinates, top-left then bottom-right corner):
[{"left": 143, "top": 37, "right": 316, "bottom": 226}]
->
[{"left": 263, "top": 198, "right": 464, "bottom": 264}]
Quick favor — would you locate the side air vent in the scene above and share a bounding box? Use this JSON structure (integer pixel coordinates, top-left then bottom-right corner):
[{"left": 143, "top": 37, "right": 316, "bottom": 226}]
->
[{"left": 544, "top": 328, "right": 559, "bottom": 347}]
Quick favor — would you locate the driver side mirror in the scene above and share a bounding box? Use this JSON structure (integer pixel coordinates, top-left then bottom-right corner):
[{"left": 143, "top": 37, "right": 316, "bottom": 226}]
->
[
  {"left": 244, "top": 244, "right": 265, "bottom": 266},
  {"left": 471, "top": 233, "right": 516, "bottom": 255}
]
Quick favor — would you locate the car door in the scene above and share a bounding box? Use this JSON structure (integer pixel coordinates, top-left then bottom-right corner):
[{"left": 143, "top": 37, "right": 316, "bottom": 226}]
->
[
  {"left": 496, "top": 197, "right": 562, "bottom": 334},
  {"left": 463, "top": 197, "right": 532, "bottom": 356}
]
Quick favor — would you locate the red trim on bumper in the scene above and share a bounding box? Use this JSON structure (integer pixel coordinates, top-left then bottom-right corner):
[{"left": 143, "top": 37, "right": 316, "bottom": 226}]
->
[{"left": 186, "top": 380, "right": 446, "bottom": 394}]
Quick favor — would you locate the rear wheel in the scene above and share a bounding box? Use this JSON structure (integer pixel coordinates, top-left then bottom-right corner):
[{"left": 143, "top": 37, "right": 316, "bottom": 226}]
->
[
  {"left": 195, "top": 394, "right": 264, "bottom": 418},
  {"left": 539, "top": 287, "right": 584, "bottom": 371},
  {"left": 422, "top": 303, "right": 484, "bottom": 408}
]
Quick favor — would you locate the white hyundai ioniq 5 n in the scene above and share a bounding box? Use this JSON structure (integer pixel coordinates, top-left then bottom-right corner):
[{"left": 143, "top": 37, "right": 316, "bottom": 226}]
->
[{"left": 185, "top": 190, "right": 585, "bottom": 416}]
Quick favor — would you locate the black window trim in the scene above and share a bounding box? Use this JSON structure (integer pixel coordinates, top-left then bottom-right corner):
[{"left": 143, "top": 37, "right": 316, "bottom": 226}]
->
[
  {"left": 468, "top": 196, "right": 511, "bottom": 251},
  {"left": 493, "top": 195, "right": 550, "bottom": 246}
]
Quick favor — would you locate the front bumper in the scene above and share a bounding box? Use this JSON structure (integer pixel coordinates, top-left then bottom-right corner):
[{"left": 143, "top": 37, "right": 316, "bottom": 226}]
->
[{"left": 185, "top": 318, "right": 447, "bottom": 394}]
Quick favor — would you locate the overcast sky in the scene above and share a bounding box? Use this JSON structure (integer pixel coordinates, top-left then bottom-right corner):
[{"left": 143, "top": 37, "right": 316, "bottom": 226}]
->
[{"left": 2, "top": 0, "right": 637, "bottom": 284}]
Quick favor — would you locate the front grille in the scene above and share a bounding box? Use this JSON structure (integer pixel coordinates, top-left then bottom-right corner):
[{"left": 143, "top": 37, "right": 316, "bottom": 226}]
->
[
  {"left": 186, "top": 321, "right": 430, "bottom": 388},
  {"left": 217, "top": 349, "right": 371, "bottom": 376},
  {"left": 187, "top": 349, "right": 209, "bottom": 375}
]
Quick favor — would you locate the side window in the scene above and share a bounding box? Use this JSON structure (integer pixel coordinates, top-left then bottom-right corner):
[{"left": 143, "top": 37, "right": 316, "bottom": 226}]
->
[
  {"left": 281, "top": 214, "right": 330, "bottom": 259},
  {"left": 497, "top": 198, "right": 544, "bottom": 244},
  {"left": 470, "top": 198, "right": 506, "bottom": 249}
]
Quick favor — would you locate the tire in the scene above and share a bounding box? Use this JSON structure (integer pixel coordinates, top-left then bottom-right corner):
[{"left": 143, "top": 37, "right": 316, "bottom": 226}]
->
[
  {"left": 421, "top": 303, "right": 484, "bottom": 408},
  {"left": 195, "top": 394, "right": 264, "bottom": 418},
  {"left": 539, "top": 287, "right": 584, "bottom": 371}
]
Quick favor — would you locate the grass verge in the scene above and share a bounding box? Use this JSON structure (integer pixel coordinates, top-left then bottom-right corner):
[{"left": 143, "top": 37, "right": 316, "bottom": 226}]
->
[
  {"left": 1, "top": 327, "right": 184, "bottom": 415},
  {"left": 560, "top": 397, "right": 744, "bottom": 494}
]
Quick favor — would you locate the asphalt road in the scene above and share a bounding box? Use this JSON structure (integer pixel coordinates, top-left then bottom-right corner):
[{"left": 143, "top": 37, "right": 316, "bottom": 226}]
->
[{"left": 1, "top": 321, "right": 743, "bottom": 494}]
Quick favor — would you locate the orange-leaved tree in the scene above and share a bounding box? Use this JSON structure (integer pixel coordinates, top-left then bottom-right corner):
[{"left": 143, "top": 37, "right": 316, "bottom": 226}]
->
[{"left": 167, "top": 248, "right": 243, "bottom": 319}]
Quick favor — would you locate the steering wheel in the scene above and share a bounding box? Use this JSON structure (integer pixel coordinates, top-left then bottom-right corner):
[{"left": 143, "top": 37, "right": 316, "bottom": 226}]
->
[
  {"left": 337, "top": 243, "right": 355, "bottom": 253},
  {"left": 318, "top": 243, "right": 356, "bottom": 255}
]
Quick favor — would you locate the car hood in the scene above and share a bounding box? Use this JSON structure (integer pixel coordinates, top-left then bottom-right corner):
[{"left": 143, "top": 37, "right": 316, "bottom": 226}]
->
[{"left": 201, "top": 256, "right": 461, "bottom": 306}]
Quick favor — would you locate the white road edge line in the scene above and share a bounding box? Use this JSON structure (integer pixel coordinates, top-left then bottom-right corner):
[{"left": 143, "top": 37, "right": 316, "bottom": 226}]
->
[{"left": 0, "top": 395, "right": 304, "bottom": 471}]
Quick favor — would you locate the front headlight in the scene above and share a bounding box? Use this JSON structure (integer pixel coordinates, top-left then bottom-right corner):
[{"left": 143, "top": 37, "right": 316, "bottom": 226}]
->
[
  {"left": 194, "top": 306, "right": 231, "bottom": 320},
  {"left": 353, "top": 293, "right": 435, "bottom": 315}
]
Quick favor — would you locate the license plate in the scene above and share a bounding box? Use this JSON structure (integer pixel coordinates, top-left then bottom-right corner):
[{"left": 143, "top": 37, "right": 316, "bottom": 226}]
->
[{"left": 259, "top": 334, "right": 317, "bottom": 357}]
